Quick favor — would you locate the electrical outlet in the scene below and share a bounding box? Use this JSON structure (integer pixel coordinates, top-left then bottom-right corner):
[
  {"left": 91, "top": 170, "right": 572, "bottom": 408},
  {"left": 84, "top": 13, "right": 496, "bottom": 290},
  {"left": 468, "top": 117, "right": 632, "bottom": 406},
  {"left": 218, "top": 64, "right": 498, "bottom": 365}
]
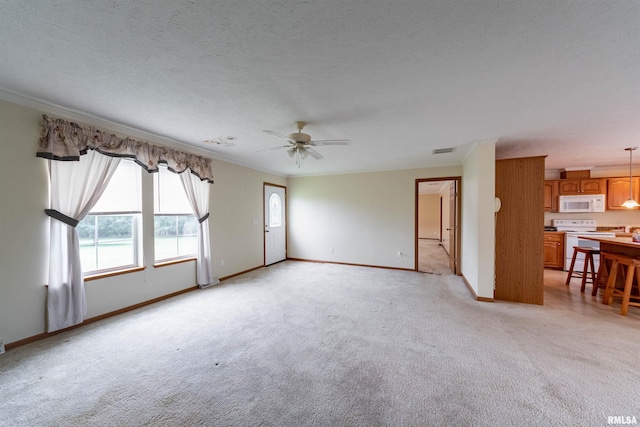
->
[
  {"left": 0, "top": 340, "right": 5, "bottom": 355},
  {"left": 220, "top": 259, "right": 225, "bottom": 266},
  {"left": 330, "top": 247, "right": 334, "bottom": 253},
  {"left": 397, "top": 251, "right": 402, "bottom": 258}
]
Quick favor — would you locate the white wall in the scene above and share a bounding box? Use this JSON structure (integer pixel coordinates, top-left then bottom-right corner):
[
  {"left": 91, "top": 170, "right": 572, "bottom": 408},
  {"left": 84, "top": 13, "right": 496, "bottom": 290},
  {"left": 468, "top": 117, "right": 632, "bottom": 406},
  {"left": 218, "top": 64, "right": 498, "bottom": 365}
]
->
[
  {"left": 546, "top": 165, "right": 640, "bottom": 180},
  {"left": 287, "top": 166, "right": 462, "bottom": 269},
  {"left": 210, "top": 161, "right": 286, "bottom": 276},
  {"left": 0, "top": 99, "right": 285, "bottom": 344},
  {"left": 0, "top": 101, "right": 50, "bottom": 345},
  {"left": 461, "top": 141, "right": 496, "bottom": 299}
]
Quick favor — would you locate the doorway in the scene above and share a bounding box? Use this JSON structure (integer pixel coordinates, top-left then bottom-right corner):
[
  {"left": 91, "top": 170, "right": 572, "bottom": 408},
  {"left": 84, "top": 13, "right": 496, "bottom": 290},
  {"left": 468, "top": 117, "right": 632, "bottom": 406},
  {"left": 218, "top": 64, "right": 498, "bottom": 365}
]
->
[
  {"left": 415, "top": 178, "right": 460, "bottom": 275},
  {"left": 264, "top": 183, "right": 287, "bottom": 266}
]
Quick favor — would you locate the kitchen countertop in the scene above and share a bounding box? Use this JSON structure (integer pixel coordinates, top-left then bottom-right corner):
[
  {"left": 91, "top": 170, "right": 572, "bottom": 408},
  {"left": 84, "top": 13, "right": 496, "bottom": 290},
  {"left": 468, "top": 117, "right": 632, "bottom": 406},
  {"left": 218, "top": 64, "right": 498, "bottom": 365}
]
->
[{"left": 578, "top": 236, "right": 640, "bottom": 250}]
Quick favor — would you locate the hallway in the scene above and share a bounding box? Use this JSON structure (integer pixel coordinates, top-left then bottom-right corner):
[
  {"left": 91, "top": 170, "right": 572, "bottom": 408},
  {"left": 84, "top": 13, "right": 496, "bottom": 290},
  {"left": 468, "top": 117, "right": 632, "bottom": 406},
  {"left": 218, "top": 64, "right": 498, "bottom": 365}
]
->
[{"left": 417, "top": 239, "right": 452, "bottom": 275}]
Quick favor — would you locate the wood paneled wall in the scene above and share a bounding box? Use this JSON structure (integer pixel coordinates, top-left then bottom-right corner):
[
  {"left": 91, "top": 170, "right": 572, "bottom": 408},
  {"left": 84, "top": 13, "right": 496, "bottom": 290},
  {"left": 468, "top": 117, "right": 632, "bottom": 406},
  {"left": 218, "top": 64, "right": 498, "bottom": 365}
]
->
[{"left": 495, "top": 156, "right": 545, "bottom": 304}]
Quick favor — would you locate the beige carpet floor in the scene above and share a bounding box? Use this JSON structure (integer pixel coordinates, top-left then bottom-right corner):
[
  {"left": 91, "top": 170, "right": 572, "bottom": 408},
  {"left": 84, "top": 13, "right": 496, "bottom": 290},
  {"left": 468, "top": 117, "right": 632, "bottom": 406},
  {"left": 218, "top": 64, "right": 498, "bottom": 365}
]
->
[{"left": 0, "top": 262, "right": 638, "bottom": 426}]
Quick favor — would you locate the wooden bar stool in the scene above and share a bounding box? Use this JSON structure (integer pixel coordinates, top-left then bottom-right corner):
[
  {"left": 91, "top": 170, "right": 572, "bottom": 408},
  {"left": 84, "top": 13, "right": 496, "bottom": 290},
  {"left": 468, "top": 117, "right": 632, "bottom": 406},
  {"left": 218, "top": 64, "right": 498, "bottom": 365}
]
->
[
  {"left": 601, "top": 252, "right": 640, "bottom": 316},
  {"left": 565, "top": 246, "right": 600, "bottom": 294}
]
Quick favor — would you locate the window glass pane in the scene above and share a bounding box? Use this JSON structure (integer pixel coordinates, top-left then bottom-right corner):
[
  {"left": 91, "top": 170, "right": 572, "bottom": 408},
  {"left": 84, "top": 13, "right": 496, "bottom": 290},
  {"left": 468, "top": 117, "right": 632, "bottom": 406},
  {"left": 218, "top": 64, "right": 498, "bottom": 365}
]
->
[
  {"left": 154, "top": 215, "right": 198, "bottom": 261},
  {"left": 269, "top": 193, "right": 282, "bottom": 228},
  {"left": 79, "top": 214, "right": 138, "bottom": 273},
  {"left": 96, "top": 215, "right": 134, "bottom": 270},
  {"left": 78, "top": 215, "right": 97, "bottom": 272}
]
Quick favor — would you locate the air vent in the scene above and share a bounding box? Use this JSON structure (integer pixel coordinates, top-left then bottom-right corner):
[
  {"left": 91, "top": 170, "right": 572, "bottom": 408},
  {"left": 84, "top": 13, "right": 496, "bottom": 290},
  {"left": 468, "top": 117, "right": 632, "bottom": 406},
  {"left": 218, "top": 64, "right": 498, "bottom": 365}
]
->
[{"left": 432, "top": 147, "right": 455, "bottom": 155}]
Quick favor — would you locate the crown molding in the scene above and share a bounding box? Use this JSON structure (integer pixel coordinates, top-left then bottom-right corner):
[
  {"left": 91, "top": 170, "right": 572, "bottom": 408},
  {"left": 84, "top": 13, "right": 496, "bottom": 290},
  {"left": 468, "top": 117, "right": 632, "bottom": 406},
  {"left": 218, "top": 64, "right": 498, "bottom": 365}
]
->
[
  {"left": 0, "top": 88, "right": 286, "bottom": 178},
  {"left": 462, "top": 138, "right": 498, "bottom": 164},
  {"left": 0, "top": 88, "right": 211, "bottom": 154}
]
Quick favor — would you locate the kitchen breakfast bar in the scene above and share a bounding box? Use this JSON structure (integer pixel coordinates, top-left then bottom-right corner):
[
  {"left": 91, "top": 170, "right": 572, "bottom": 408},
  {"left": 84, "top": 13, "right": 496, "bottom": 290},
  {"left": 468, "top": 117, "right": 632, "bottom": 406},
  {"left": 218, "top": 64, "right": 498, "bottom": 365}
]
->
[{"left": 580, "top": 236, "right": 640, "bottom": 316}]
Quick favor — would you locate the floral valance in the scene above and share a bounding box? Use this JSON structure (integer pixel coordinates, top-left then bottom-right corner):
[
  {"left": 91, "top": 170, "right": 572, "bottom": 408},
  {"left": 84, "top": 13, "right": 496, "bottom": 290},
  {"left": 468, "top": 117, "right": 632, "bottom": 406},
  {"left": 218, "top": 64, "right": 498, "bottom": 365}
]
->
[{"left": 36, "top": 114, "right": 214, "bottom": 183}]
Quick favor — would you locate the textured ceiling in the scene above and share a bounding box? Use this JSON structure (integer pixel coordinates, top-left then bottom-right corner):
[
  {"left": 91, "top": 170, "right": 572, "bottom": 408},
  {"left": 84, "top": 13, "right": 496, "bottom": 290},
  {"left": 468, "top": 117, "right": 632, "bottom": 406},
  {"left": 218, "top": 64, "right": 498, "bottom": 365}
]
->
[{"left": 1, "top": 1, "right": 639, "bottom": 176}]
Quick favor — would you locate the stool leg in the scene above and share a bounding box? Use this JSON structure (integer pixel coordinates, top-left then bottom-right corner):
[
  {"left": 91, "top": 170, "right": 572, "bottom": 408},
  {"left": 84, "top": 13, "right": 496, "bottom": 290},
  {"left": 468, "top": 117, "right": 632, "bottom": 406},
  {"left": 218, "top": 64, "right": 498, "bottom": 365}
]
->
[
  {"left": 602, "top": 260, "right": 619, "bottom": 305},
  {"left": 588, "top": 253, "right": 598, "bottom": 294},
  {"left": 595, "top": 255, "right": 609, "bottom": 296},
  {"left": 565, "top": 249, "right": 579, "bottom": 286},
  {"left": 620, "top": 263, "right": 635, "bottom": 316},
  {"left": 591, "top": 254, "right": 600, "bottom": 296},
  {"left": 580, "top": 253, "right": 589, "bottom": 293}
]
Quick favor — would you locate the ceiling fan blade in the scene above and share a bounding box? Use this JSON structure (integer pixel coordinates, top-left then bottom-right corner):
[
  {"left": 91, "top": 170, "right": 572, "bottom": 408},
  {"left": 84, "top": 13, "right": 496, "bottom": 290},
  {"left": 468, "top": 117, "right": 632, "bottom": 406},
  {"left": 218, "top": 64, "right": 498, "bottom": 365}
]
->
[
  {"left": 305, "top": 147, "right": 324, "bottom": 160},
  {"left": 263, "top": 130, "right": 295, "bottom": 143},
  {"left": 256, "top": 145, "right": 290, "bottom": 154},
  {"left": 311, "top": 139, "right": 351, "bottom": 146}
]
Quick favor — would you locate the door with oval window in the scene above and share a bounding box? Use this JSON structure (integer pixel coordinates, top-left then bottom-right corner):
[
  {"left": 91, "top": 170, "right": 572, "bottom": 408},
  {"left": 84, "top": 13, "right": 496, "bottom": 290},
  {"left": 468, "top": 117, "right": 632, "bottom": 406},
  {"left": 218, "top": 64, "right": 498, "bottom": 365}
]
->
[{"left": 264, "top": 184, "right": 286, "bottom": 265}]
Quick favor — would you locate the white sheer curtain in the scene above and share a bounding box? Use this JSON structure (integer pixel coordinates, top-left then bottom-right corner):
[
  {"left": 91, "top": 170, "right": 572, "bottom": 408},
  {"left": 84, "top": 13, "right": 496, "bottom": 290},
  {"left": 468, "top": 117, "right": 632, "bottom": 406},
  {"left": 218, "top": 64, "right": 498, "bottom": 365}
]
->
[
  {"left": 180, "top": 170, "right": 216, "bottom": 287},
  {"left": 47, "top": 150, "right": 121, "bottom": 332}
]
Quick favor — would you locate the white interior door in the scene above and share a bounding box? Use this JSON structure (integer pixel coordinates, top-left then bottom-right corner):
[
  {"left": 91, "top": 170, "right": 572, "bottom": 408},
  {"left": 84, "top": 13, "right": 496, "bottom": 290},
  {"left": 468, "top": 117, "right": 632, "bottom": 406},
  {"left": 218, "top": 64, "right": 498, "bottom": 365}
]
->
[{"left": 264, "top": 184, "right": 286, "bottom": 265}]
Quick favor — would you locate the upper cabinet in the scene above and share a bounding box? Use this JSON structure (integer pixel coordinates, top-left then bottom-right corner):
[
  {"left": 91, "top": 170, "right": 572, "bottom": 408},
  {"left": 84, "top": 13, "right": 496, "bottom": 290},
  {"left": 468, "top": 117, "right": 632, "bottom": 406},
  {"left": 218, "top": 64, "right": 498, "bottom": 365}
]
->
[
  {"left": 545, "top": 176, "right": 639, "bottom": 211},
  {"left": 544, "top": 180, "right": 558, "bottom": 212},
  {"left": 557, "top": 179, "right": 606, "bottom": 195},
  {"left": 607, "top": 177, "right": 640, "bottom": 210}
]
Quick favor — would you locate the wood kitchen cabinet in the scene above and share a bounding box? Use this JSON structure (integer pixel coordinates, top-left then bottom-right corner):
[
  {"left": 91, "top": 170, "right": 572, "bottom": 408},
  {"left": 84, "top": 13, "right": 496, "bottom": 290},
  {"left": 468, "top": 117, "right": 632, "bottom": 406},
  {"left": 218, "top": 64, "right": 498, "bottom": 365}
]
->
[
  {"left": 543, "top": 232, "right": 565, "bottom": 269},
  {"left": 544, "top": 180, "right": 559, "bottom": 212},
  {"left": 557, "top": 179, "right": 606, "bottom": 195},
  {"left": 607, "top": 177, "right": 640, "bottom": 210}
]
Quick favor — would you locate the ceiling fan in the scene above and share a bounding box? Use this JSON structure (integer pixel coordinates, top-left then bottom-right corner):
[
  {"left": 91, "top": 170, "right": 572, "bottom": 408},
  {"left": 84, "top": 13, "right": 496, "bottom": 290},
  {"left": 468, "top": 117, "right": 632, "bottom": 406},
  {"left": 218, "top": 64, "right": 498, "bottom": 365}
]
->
[{"left": 258, "top": 121, "right": 350, "bottom": 167}]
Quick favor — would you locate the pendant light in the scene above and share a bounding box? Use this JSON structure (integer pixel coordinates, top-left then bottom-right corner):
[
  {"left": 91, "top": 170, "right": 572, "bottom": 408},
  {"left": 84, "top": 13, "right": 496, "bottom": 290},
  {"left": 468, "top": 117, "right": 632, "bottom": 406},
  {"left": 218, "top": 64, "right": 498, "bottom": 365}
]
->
[{"left": 621, "top": 147, "right": 639, "bottom": 208}]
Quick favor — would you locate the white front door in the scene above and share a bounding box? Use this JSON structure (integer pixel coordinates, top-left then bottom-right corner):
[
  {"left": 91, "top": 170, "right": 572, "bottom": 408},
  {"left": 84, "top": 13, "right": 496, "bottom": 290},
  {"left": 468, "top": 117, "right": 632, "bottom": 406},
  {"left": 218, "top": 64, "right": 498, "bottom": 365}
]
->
[{"left": 264, "top": 184, "right": 286, "bottom": 265}]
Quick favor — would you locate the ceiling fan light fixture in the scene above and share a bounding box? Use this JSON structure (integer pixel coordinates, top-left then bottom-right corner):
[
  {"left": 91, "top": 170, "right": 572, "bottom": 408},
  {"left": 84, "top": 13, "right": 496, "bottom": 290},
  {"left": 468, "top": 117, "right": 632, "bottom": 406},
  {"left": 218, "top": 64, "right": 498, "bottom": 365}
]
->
[
  {"left": 260, "top": 121, "right": 350, "bottom": 168},
  {"left": 623, "top": 147, "right": 638, "bottom": 209}
]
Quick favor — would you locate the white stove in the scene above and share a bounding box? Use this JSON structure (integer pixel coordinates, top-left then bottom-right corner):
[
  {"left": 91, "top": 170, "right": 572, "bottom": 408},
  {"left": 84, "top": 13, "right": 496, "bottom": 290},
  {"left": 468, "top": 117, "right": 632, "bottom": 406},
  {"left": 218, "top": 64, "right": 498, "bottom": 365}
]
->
[{"left": 551, "top": 219, "right": 616, "bottom": 271}]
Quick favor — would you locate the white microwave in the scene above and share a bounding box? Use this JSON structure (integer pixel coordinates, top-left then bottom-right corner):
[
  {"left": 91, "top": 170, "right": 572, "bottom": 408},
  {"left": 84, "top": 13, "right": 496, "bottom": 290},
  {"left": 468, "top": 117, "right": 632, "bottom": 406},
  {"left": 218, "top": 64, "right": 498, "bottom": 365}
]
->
[{"left": 558, "top": 194, "right": 606, "bottom": 213}]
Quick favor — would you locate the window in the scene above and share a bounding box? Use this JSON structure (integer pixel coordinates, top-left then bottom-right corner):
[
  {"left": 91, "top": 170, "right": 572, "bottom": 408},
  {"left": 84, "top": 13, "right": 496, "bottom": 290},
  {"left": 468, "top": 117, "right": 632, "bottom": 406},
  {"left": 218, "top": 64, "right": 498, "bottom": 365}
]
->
[
  {"left": 269, "top": 193, "right": 282, "bottom": 227},
  {"left": 154, "top": 165, "right": 197, "bottom": 261},
  {"left": 77, "top": 159, "right": 142, "bottom": 275}
]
